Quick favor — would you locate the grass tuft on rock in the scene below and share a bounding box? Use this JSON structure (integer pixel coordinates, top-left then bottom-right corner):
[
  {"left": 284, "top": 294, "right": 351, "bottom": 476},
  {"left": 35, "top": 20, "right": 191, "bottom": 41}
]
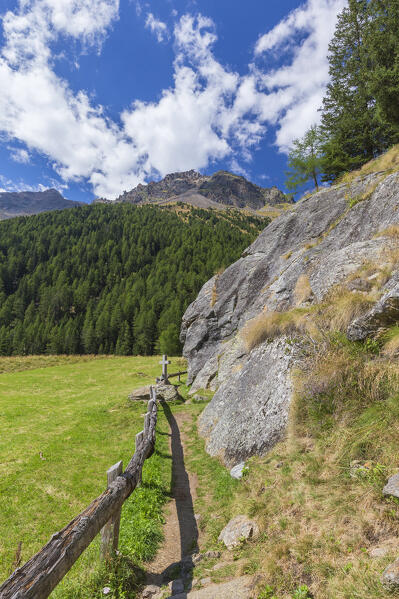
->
[
  {"left": 339, "top": 145, "right": 399, "bottom": 184},
  {"left": 240, "top": 285, "right": 375, "bottom": 353}
]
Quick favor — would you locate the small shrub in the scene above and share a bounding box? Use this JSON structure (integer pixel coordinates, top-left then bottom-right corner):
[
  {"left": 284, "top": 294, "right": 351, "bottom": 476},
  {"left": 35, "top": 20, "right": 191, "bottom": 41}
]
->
[
  {"left": 211, "top": 280, "right": 218, "bottom": 307},
  {"left": 363, "top": 337, "right": 380, "bottom": 355},
  {"left": 210, "top": 269, "right": 225, "bottom": 307},
  {"left": 258, "top": 585, "right": 278, "bottom": 599},
  {"left": 351, "top": 461, "right": 387, "bottom": 484},
  {"left": 346, "top": 180, "right": 379, "bottom": 209},
  {"left": 292, "top": 586, "right": 312, "bottom": 599}
]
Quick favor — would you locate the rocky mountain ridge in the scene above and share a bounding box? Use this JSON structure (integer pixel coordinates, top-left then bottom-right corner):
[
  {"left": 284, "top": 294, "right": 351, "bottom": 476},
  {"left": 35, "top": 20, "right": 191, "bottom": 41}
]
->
[
  {"left": 100, "top": 169, "right": 287, "bottom": 211},
  {"left": 181, "top": 168, "right": 399, "bottom": 467},
  {"left": 0, "top": 189, "right": 82, "bottom": 220}
]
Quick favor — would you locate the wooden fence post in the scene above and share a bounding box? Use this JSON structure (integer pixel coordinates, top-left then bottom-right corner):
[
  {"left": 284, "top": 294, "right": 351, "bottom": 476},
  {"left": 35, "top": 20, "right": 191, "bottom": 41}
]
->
[{"left": 100, "top": 460, "right": 123, "bottom": 560}]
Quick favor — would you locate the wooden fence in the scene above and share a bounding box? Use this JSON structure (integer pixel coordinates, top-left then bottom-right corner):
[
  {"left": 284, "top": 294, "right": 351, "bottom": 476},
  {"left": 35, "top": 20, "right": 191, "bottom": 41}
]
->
[{"left": 0, "top": 386, "right": 159, "bottom": 599}]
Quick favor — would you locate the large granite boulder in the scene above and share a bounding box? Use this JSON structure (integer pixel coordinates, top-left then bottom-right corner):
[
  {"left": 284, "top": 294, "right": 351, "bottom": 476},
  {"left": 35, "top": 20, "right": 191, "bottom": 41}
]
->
[
  {"left": 198, "top": 338, "right": 297, "bottom": 467},
  {"left": 181, "top": 171, "right": 399, "bottom": 466}
]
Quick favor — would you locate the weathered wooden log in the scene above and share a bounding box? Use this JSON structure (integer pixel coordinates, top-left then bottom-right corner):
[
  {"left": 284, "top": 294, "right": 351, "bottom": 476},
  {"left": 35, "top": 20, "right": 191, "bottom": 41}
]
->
[
  {"left": 144, "top": 412, "right": 151, "bottom": 437},
  {"left": 100, "top": 460, "right": 123, "bottom": 561},
  {"left": 0, "top": 403, "right": 157, "bottom": 599},
  {"left": 167, "top": 370, "right": 187, "bottom": 380},
  {"left": 135, "top": 430, "right": 144, "bottom": 452}
]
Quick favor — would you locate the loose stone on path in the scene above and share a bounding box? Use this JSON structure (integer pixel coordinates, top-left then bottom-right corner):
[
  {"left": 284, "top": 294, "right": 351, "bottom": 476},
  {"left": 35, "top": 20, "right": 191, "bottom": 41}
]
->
[{"left": 165, "top": 575, "right": 255, "bottom": 598}]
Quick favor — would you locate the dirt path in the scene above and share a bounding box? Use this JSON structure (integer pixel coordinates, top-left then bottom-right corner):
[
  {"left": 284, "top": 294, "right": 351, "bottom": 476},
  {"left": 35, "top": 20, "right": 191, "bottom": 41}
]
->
[{"left": 145, "top": 405, "right": 199, "bottom": 588}]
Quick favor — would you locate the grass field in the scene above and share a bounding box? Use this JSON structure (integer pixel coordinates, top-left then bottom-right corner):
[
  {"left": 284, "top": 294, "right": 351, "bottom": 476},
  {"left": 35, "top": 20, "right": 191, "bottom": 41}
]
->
[{"left": 0, "top": 355, "right": 184, "bottom": 597}]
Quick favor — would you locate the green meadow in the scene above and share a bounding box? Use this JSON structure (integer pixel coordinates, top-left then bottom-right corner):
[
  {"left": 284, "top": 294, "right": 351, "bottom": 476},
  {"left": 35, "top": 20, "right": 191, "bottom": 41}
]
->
[{"left": 0, "top": 355, "right": 181, "bottom": 597}]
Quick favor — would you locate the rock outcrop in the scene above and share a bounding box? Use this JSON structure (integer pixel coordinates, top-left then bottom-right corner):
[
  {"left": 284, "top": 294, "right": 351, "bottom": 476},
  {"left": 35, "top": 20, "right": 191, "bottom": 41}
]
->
[
  {"left": 181, "top": 171, "right": 399, "bottom": 466},
  {"left": 348, "top": 277, "right": 399, "bottom": 341},
  {"left": 128, "top": 386, "right": 151, "bottom": 401},
  {"left": 198, "top": 338, "right": 297, "bottom": 466},
  {"left": 218, "top": 515, "right": 259, "bottom": 549},
  {"left": 383, "top": 473, "right": 399, "bottom": 498},
  {"left": 155, "top": 383, "right": 182, "bottom": 402},
  {"left": 128, "top": 383, "right": 181, "bottom": 402},
  {"left": 382, "top": 558, "right": 399, "bottom": 589}
]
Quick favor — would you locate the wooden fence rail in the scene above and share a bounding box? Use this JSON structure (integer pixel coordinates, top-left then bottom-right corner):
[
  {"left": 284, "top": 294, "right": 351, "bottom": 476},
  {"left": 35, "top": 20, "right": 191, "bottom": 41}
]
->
[
  {"left": 0, "top": 387, "right": 158, "bottom": 599},
  {"left": 168, "top": 370, "right": 187, "bottom": 382}
]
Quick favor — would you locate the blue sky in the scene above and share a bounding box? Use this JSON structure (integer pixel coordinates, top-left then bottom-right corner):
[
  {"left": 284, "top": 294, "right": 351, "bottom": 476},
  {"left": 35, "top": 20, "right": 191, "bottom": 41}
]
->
[{"left": 0, "top": 0, "right": 346, "bottom": 203}]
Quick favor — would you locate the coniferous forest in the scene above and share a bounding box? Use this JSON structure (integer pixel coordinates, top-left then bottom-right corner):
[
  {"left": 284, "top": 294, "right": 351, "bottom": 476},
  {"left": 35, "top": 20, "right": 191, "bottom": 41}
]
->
[{"left": 0, "top": 204, "right": 265, "bottom": 356}]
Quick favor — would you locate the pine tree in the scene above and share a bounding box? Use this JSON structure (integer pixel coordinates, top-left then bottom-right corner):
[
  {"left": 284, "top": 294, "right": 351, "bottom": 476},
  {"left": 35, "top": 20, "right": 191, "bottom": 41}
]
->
[
  {"left": 321, "top": 0, "right": 398, "bottom": 180},
  {"left": 158, "top": 324, "right": 182, "bottom": 356},
  {"left": 367, "top": 0, "right": 399, "bottom": 128},
  {"left": 81, "top": 308, "right": 97, "bottom": 354},
  {"left": 116, "top": 321, "right": 132, "bottom": 355}
]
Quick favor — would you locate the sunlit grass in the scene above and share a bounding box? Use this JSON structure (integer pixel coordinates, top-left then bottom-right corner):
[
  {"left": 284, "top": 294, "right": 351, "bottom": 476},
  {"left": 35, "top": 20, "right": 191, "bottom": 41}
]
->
[{"left": 0, "top": 355, "right": 183, "bottom": 597}]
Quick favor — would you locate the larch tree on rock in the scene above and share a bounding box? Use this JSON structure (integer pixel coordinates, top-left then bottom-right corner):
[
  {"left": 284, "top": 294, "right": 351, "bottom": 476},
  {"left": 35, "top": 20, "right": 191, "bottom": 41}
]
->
[{"left": 285, "top": 125, "right": 324, "bottom": 195}]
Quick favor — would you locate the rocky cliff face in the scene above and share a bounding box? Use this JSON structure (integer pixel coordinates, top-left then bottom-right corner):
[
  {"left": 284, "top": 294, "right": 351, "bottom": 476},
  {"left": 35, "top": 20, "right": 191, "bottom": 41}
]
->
[
  {"left": 114, "top": 170, "right": 286, "bottom": 210},
  {"left": 0, "top": 189, "right": 82, "bottom": 220},
  {"left": 181, "top": 171, "right": 399, "bottom": 467}
]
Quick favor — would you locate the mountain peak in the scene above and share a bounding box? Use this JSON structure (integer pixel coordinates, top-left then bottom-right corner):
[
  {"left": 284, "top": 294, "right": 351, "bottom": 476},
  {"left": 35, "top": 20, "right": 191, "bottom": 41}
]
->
[
  {"left": 114, "top": 169, "right": 287, "bottom": 211},
  {"left": 0, "top": 189, "right": 83, "bottom": 220}
]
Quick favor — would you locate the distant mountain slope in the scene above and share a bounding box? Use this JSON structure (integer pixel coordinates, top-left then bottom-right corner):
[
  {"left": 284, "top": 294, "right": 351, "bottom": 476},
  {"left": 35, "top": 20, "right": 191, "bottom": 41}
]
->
[
  {"left": 104, "top": 170, "right": 287, "bottom": 211},
  {"left": 0, "top": 189, "right": 83, "bottom": 220}
]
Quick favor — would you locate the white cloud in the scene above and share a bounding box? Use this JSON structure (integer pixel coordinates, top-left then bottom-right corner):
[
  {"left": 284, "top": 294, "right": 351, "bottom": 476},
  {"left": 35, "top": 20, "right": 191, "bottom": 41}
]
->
[
  {"left": 0, "top": 172, "right": 68, "bottom": 193},
  {"left": 0, "top": 174, "right": 40, "bottom": 192},
  {"left": 2, "top": 0, "right": 119, "bottom": 66},
  {"left": 0, "top": 0, "right": 346, "bottom": 198},
  {"left": 0, "top": 0, "right": 141, "bottom": 198},
  {"left": 122, "top": 15, "right": 241, "bottom": 176},
  {"left": 145, "top": 12, "right": 169, "bottom": 42},
  {"left": 134, "top": 1, "right": 144, "bottom": 17},
  {"left": 254, "top": 0, "right": 347, "bottom": 150},
  {"left": 9, "top": 148, "right": 31, "bottom": 164},
  {"left": 230, "top": 158, "right": 250, "bottom": 179}
]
